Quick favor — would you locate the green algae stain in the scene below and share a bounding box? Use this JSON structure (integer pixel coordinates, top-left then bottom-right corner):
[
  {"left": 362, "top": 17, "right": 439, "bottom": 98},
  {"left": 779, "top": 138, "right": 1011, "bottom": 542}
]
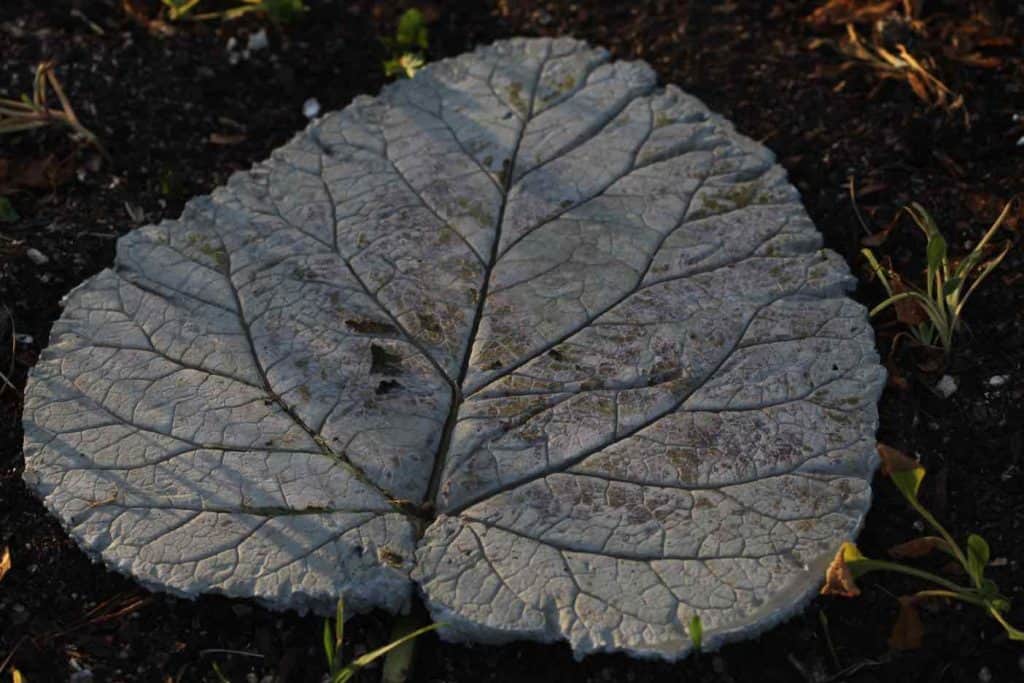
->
[
  {"left": 507, "top": 82, "right": 527, "bottom": 114},
  {"left": 456, "top": 197, "right": 494, "bottom": 227},
  {"left": 185, "top": 233, "right": 228, "bottom": 267}
]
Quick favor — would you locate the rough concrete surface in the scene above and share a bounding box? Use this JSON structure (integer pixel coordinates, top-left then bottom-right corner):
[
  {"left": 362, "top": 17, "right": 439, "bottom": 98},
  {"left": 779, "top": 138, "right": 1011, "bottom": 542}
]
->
[{"left": 23, "top": 36, "right": 886, "bottom": 660}]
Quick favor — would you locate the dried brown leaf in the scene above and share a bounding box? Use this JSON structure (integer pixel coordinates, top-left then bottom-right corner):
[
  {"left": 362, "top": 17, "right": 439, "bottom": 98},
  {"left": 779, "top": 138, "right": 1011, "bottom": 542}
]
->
[
  {"left": 821, "top": 542, "right": 864, "bottom": 598},
  {"left": 913, "top": 346, "right": 945, "bottom": 373},
  {"left": 4, "top": 154, "right": 75, "bottom": 191},
  {"left": 877, "top": 443, "right": 920, "bottom": 477},
  {"left": 890, "top": 277, "right": 929, "bottom": 326},
  {"left": 889, "top": 596, "right": 924, "bottom": 650},
  {"left": 888, "top": 536, "right": 949, "bottom": 559},
  {"left": 885, "top": 361, "right": 911, "bottom": 392}
]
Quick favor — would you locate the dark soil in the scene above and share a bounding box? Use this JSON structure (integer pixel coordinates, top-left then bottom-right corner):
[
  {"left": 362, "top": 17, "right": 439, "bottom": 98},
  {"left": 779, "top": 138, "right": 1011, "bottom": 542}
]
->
[{"left": 2, "top": 1, "right": 1024, "bottom": 681}]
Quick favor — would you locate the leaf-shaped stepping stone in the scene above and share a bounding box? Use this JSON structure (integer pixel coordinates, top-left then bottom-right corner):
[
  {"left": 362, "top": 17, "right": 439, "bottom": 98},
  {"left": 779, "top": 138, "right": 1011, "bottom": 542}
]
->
[{"left": 23, "top": 37, "right": 885, "bottom": 660}]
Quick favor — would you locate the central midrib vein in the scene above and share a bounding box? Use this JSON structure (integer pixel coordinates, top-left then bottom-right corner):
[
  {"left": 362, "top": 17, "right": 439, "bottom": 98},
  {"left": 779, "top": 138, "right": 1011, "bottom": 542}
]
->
[{"left": 422, "top": 44, "right": 554, "bottom": 510}]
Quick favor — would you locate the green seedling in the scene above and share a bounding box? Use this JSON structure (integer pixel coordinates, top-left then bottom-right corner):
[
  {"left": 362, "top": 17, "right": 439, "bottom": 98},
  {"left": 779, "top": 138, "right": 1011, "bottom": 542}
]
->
[
  {"left": 862, "top": 201, "right": 1014, "bottom": 356},
  {"left": 382, "top": 9, "right": 429, "bottom": 79},
  {"left": 822, "top": 444, "right": 1024, "bottom": 643},
  {"left": 162, "top": 0, "right": 306, "bottom": 23},
  {"left": 0, "top": 62, "right": 104, "bottom": 155},
  {"left": 688, "top": 614, "right": 704, "bottom": 653},
  {"left": 323, "top": 597, "right": 441, "bottom": 683},
  {"left": 0, "top": 198, "right": 18, "bottom": 223}
]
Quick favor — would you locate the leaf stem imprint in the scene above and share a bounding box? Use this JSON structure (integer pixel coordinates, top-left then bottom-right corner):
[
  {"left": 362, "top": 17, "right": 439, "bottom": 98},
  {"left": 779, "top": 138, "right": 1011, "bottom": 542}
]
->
[{"left": 424, "top": 42, "right": 555, "bottom": 507}]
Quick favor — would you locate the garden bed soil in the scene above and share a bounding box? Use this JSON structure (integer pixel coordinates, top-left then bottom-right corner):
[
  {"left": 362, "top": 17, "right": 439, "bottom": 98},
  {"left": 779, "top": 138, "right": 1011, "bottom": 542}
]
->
[{"left": 1, "top": 1, "right": 1023, "bottom": 681}]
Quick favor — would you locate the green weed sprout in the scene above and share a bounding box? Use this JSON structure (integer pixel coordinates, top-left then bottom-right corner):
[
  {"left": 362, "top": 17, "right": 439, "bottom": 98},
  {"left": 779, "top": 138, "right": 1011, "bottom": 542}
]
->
[
  {"left": 323, "top": 597, "right": 441, "bottom": 683},
  {"left": 162, "top": 0, "right": 307, "bottom": 23},
  {"left": 383, "top": 9, "right": 429, "bottom": 79},
  {"left": 822, "top": 445, "right": 1024, "bottom": 643},
  {"left": 688, "top": 614, "right": 704, "bottom": 653},
  {"left": 861, "top": 201, "right": 1014, "bottom": 355}
]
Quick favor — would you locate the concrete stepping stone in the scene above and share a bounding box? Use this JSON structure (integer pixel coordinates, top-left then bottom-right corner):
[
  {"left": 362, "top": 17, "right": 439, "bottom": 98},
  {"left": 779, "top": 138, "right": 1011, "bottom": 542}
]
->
[{"left": 23, "top": 36, "right": 885, "bottom": 660}]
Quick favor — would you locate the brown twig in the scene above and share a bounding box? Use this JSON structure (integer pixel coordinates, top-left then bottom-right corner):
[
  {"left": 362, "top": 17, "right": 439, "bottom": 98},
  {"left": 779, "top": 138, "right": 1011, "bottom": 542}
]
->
[{"left": 0, "top": 306, "right": 17, "bottom": 396}]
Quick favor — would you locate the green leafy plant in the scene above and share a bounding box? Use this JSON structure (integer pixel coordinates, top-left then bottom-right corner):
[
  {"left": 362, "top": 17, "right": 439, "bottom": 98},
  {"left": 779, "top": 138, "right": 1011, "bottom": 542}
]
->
[
  {"left": 323, "top": 597, "right": 441, "bottom": 683},
  {"left": 162, "top": 0, "right": 306, "bottom": 23},
  {"left": 0, "top": 62, "right": 104, "bottom": 154},
  {"left": 822, "top": 444, "right": 1024, "bottom": 644},
  {"left": 861, "top": 201, "right": 1014, "bottom": 355},
  {"left": 382, "top": 9, "right": 429, "bottom": 79}
]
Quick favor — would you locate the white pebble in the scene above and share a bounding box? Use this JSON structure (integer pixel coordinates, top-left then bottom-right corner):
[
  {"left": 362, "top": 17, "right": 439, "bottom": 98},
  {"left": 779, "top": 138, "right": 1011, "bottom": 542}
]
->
[
  {"left": 978, "top": 666, "right": 992, "bottom": 682},
  {"left": 935, "top": 374, "right": 958, "bottom": 398},
  {"left": 988, "top": 375, "right": 1009, "bottom": 387},
  {"left": 302, "top": 97, "right": 321, "bottom": 119},
  {"left": 26, "top": 247, "right": 49, "bottom": 265},
  {"left": 247, "top": 29, "right": 269, "bottom": 52}
]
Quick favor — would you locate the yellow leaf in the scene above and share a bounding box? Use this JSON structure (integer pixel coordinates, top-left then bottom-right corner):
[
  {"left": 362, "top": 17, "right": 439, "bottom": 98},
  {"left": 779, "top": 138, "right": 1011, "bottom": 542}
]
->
[{"left": 821, "top": 542, "right": 864, "bottom": 598}]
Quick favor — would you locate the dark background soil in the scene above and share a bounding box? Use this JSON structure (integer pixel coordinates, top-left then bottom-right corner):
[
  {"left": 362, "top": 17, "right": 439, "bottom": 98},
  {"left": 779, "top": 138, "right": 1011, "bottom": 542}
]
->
[{"left": 2, "top": 1, "right": 1023, "bottom": 681}]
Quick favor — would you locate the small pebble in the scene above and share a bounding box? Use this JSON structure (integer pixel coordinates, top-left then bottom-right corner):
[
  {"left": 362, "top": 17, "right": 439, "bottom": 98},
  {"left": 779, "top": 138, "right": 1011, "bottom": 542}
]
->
[
  {"left": 978, "top": 665, "right": 992, "bottom": 682},
  {"left": 302, "top": 97, "right": 321, "bottom": 119},
  {"left": 11, "top": 604, "right": 28, "bottom": 625},
  {"left": 988, "top": 374, "right": 1009, "bottom": 387},
  {"left": 247, "top": 29, "right": 269, "bottom": 52},
  {"left": 26, "top": 247, "right": 49, "bottom": 265},
  {"left": 935, "top": 374, "right": 958, "bottom": 398}
]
